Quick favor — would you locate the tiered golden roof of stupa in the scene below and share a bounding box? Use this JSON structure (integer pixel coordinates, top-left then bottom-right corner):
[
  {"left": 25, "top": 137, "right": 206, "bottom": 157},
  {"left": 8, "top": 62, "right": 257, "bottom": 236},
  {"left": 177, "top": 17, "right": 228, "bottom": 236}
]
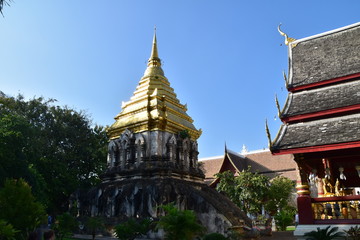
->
[{"left": 107, "top": 32, "right": 201, "bottom": 140}]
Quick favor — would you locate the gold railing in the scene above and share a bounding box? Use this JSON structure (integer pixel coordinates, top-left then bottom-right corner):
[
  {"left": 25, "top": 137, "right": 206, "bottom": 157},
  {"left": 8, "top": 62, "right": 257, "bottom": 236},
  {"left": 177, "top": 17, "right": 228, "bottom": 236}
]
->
[{"left": 312, "top": 195, "right": 360, "bottom": 221}]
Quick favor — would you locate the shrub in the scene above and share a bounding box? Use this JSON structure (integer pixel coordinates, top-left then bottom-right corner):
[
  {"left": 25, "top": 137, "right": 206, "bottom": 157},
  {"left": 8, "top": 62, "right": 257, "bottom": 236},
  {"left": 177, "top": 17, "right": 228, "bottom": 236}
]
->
[
  {"left": 157, "top": 204, "right": 205, "bottom": 240},
  {"left": 85, "top": 217, "right": 105, "bottom": 240},
  {"left": 274, "top": 209, "right": 294, "bottom": 231},
  {"left": 115, "top": 218, "right": 152, "bottom": 240},
  {"left": 304, "top": 226, "right": 345, "bottom": 240},
  {"left": 0, "top": 179, "right": 46, "bottom": 240},
  {"left": 54, "top": 212, "right": 77, "bottom": 240},
  {"left": 0, "top": 220, "right": 19, "bottom": 240},
  {"left": 202, "top": 232, "right": 228, "bottom": 240},
  {"left": 344, "top": 226, "right": 360, "bottom": 240}
]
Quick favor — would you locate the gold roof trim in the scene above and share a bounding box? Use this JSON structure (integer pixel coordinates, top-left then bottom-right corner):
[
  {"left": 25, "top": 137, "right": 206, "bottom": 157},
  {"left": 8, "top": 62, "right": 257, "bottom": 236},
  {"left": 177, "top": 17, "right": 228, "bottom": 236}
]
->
[{"left": 278, "top": 24, "right": 298, "bottom": 48}]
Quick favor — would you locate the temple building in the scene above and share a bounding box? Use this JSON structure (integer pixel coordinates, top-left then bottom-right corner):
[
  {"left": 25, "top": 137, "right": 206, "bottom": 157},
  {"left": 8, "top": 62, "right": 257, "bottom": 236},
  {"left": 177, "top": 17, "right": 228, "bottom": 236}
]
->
[
  {"left": 271, "top": 23, "right": 360, "bottom": 239},
  {"left": 75, "top": 32, "right": 250, "bottom": 237},
  {"left": 200, "top": 147, "right": 297, "bottom": 187}
]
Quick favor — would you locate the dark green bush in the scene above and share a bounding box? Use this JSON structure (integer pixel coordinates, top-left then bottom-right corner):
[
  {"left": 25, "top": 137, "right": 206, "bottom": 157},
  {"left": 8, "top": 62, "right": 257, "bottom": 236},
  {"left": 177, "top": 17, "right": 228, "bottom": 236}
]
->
[
  {"left": 157, "top": 204, "right": 204, "bottom": 240},
  {"left": 344, "top": 226, "right": 360, "bottom": 240},
  {"left": 115, "top": 218, "right": 152, "bottom": 240},
  {"left": 304, "top": 226, "right": 345, "bottom": 240},
  {"left": 202, "top": 232, "right": 228, "bottom": 240},
  {"left": 274, "top": 209, "right": 293, "bottom": 231}
]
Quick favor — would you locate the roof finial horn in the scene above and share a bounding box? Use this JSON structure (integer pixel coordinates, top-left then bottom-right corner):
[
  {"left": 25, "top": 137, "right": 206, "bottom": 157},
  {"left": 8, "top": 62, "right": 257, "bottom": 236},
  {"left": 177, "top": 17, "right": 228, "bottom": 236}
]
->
[
  {"left": 282, "top": 70, "right": 289, "bottom": 88},
  {"left": 278, "top": 23, "right": 297, "bottom": 47},
  {"left": 265, "top": 119, "right": 272, "bottom": 148},
  {"left": 275, "top": 94, "right": 281, "bottom": 117}
]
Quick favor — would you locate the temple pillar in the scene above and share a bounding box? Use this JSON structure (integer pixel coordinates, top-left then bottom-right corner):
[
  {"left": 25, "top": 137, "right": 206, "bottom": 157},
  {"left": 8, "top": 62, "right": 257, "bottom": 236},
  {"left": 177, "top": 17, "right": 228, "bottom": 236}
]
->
[{"left": 294, "top": 154, "right": 314, "bottom": 224}]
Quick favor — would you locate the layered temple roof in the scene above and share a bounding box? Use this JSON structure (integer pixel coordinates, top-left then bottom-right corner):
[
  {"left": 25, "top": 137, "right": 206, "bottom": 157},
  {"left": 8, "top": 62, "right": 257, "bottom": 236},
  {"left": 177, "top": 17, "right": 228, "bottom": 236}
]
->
[
  {"left": 273, "top": 113, "right": 360, "bottom": 151},
  {"left": 281, "top": 79, "right": 360, "bottom": 120},
  {"left": 272, "top": 23, "right": 360, "bottom": 154},
  {"left": 288, "top": 23, "right": 360, "bottom": 89},
  {"left": 107, "top": 32, "right": 201, "bottom": 140}
]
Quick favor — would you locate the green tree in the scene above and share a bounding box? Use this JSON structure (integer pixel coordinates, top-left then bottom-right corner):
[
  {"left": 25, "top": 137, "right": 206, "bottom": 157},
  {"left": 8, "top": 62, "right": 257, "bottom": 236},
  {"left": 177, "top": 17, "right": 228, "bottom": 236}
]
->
[
  {"left": 0, "top": 179, "right": 46, "bottom": 240},
  {"left": 157, "top": 204, "right": 204, "bottom": 240},
  {"left": 216, "top": 168, "right": 269, "bottom": 215},
  {"left": 0, "top": 94, "right": 108, "bottom": 213},
  {"left": 265, "top": 176, "right": 295, "bottom": 215},
  {"left": 216, "top": 169, "right": 296, "bottom": 230},
  {"left": 54, "top": 212, "right": 77, "bottom": 240}
]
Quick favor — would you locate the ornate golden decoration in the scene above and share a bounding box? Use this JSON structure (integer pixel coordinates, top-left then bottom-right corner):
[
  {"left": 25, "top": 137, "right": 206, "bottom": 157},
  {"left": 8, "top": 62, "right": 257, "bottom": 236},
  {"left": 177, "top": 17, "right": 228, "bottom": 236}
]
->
[
  {"left": 107, "top": 30, "right": 201, "bottom": 140},
  {"left": 296, "top": 184, "right": 310, "bottom": 195},
  {"left": 278, "top": 24, "right": 298, "bottom": 48},
  {"left": 265, "top": 119, "right": 272, "bottom": 148}
]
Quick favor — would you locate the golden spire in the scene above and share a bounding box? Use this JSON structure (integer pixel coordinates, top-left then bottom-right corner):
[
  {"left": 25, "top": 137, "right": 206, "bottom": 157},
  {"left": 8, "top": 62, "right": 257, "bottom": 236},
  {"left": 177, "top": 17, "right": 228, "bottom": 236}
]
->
[
  {"left": 107, "top": 30, "right": 201, "bottom": 140},
  {"left": 148, "top": 27, "right": 161, "bottom": 67},
  {"left": 143, "top": 27, "right": 164, "bottom": 77}
]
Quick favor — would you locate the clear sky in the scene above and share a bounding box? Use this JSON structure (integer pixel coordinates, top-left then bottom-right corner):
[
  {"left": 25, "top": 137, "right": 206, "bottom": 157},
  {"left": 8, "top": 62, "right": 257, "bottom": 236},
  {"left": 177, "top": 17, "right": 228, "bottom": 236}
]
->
[{"left": 1, "top": 1, "right": 359, "bottom": 158}]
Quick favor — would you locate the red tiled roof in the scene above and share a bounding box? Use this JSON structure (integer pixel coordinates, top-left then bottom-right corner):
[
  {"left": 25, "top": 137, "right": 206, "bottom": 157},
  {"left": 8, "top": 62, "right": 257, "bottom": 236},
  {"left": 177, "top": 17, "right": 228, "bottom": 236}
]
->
[
  {"left": 200, "top": 156, "right": 224, "bottom": 180},
  {"left": 200, "top": 149, "right": 298, "bottom": 185},
  {"left": 243, "top": 150, "right": 297, "bottom": 181}
]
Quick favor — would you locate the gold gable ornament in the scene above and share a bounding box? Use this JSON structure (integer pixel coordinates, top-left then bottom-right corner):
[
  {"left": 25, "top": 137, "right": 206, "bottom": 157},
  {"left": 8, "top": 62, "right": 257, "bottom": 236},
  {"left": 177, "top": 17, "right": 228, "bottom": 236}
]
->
[{"left": 278, "top": 24, "right": 298, "bottom": 48}]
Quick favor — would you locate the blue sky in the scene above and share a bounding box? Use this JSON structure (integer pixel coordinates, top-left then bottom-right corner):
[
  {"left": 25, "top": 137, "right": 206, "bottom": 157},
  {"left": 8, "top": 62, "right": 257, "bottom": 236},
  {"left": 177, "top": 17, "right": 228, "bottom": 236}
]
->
[{"left": 1, "top": 1, "right": 359, "bottom": 158}]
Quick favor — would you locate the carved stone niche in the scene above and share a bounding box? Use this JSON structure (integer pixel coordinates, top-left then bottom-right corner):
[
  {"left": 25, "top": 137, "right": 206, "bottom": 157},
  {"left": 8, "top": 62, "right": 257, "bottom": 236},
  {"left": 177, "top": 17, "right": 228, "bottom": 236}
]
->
[{"left": 104, "top": 129, "right": 203, "bottom": 180}]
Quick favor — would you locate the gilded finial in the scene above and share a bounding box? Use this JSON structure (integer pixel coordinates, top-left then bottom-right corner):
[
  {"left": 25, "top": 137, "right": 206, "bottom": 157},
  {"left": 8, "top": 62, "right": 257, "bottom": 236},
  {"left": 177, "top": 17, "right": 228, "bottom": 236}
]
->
[
  {"left": 278, "top": 24, "right": 297, "bottom": 47},
  {"left": 282, "top": 70, "right": 289, "bottom": 88},
  {"left": 275, "top": 94, "right": 281, "bottom": 117},
  {"left": 143, "top": 28, "right": 165, "bottom": 77},
  {"left": 148, "top": 26, "right": 161, "bottom": 66},
  {"left": 265, "top": 119, "right": 272, "bottom": 148}
]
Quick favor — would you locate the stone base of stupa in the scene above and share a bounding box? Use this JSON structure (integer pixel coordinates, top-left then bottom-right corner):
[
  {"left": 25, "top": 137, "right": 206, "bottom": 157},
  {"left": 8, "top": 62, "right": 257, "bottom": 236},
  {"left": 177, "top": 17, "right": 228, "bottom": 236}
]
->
[{"left": 74, "top": 177, "right": 250, "bottom": 237}]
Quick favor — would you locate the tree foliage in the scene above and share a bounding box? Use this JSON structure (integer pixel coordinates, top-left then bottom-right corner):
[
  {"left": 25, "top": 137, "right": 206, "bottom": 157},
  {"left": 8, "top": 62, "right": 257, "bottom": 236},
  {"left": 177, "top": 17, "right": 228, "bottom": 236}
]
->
[
  {"left": 344, "top": 226, "right": 360, "bottom": 240},
  {"left": 0, "top": 94, "right": 108, "bottom": 213},
  {"left": 115, "top": 218, "right": 152, "bottom": 240},
  {"left": 216, "top": 168, "right": 269, "bottom": 215},
  {"left": 0, "top": 220, "right": 19, "bottom": 240},
  {"left": 265, "top": 176, "right": 295, "bottom": 214},
  {"left": 216, "top": 169, "right": 295, "bottom": 219},
  {"left": 53, "top": 212, "right": 77, "bottom": 240},
  {"left": 202, "top": 232, "right": 228, "bottom": 240},
  {"left": 304, "top": 226, "right": 345, "bottom": 240},
  {"left": 85, "top": 217, "right": 105, "bottom": 240},
  {"left": 274, "top": 209, "right": 293, "bottom": 231},
  {"left": 157, "top": 204, "right": 205, "bottom": 240},
  {"left": 0, "top": 179, "right": 46, "bottom": 240},
  {"left": 0, "top": 0, "right": 10, "bottom": 16}
]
